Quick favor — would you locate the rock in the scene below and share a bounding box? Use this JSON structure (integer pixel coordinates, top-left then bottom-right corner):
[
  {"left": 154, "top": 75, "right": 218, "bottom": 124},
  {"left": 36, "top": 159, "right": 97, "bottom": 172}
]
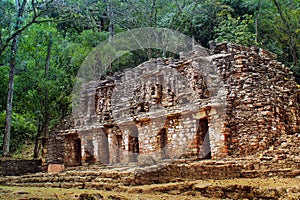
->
[
  {"left": 48, "top": 164, "right": 65, "bottom": 173},
  {"left": 137, "top": 155, "right": 156, "bottom": 167},
  {"left": 281, "top": 142, "right": 288, "bottom": 148},
  {"left": 108, "top": 195, "right": 128, "bottom": 200},
  {"left": 14, "top": 190, "right": 30, "bottom": 195},
  {"left": 79, "top": 193, "right": 103, "bottom": 200}
]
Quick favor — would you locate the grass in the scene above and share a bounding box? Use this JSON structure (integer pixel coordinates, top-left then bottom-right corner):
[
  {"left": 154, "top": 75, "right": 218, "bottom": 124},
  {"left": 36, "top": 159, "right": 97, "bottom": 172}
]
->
[
  {"left": 0, "top": 185, "right": 207, "bottom": 200},
  {"left": 0, "top": 177, "right": 299, "bottom": 200},
  {"left": 11, "top": 142, "right": 36, "bottom": 159}
]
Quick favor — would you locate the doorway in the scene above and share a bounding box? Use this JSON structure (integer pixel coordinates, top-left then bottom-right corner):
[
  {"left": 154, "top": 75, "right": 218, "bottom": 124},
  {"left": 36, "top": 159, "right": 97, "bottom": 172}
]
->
[
  {"left": 158, "top": 128, "right": 168, "bottom": 159},
  {"left": 74, "top": 138, "right": 82, "bottom": 165},
  {"left": 196, "top": 118, "right": 211, "bottom": 159},
  {"left": 64, "top": 134, "right": 82, "bottom": 167},
  {"left": 128, "top": 125, "right": 139, "bottom": 162}
]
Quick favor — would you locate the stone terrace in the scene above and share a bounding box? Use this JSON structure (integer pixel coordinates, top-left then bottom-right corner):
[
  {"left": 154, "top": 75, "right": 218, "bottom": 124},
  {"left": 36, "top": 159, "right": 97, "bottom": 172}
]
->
[{"left": 1, "top": 156, "right": 299, "bottom": 189}]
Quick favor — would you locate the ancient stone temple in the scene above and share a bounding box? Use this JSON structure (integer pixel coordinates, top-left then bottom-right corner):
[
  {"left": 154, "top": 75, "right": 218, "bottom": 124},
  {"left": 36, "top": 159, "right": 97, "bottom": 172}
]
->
[{"left": 43, "top": 42, "right": 300, "bottom": 169}]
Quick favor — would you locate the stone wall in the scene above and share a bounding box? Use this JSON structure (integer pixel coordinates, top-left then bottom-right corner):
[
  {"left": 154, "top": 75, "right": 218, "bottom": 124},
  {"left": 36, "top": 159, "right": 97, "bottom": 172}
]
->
[
  {"left": 42, "top": 116, "right": 82, "bottom": 168},
  {"left": 210, "top": 43, "right": 299, "bottom": 157},
  {"left": 42, "top": 135, "right": 64, "bottom": 166},
  {"left": 75, "top": 46, "right": 228, "bottom": 164},
  {"left": 0, "top": 159, "right": 42, "bottom": 176},
  {"left": 45, "top": 42, "right": 299, "bottom": 167}
]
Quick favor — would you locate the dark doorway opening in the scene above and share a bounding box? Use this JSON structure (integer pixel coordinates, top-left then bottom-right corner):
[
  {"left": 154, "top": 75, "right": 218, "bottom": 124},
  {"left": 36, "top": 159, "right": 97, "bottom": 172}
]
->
[
  {"left": 158, "top": 128, "right": 168, "bottom": 159},
  {"left": 115, "top": 135, "right": 122, "bottom": 163},
  {"left": 128, "top": 125, "right": 139, "bottom": 162},
  {"left": 74, "top": 139, "right": 82, "bottom": 165},
  {"left": 99, "top": 128, "right": 110, "bottom": 164},
  {"left": 85, "top": 139, "right": 96, "bottom": 164},
  {"left": 64, "top": 134, "right": 82, "bottom": 167},
  {"left": 196, "top": 118, "right": 211, "bottom": 159}
]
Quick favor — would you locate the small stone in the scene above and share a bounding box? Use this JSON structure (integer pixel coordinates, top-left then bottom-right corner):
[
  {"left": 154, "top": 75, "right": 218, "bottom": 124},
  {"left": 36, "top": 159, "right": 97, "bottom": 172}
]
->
[
  {"left": 14, "top": 190, "right": 30, "bottom": 195},
  {"left": 281, "top": 142, "right": 288, "bottom": 148}
]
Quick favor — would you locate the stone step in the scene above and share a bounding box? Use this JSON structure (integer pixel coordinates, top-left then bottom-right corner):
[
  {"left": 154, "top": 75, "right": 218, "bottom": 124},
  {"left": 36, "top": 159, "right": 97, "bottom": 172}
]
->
[
  {"left": 1, "top": 158, "right": 300, "bottom": 189},
  {"left": 241, "top": 168, "right": 300, "bottom": 178},
  {"left": 4, "top": 175, "right": 128, "bottom": 185},
  {"left": 84, "top": 182, "right": 120, "bottom": 190},
  {"left": 94, "top": 177, "right": 122, "bottom": 183},
  {"left": 5, "top": 180, "right": 122, "bottom": 191},
  {"left": 2, "top": 179, "right": 300, "bottom": 199}
]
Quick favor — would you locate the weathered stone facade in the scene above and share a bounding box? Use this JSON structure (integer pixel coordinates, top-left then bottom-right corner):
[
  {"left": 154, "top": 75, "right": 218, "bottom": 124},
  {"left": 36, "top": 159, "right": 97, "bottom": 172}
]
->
[
  {"left": 42, "top": 116, "right": 81, "bottom": 167},
  {"left": 43, "top": 42, "right": 299, "bottom": 168}
]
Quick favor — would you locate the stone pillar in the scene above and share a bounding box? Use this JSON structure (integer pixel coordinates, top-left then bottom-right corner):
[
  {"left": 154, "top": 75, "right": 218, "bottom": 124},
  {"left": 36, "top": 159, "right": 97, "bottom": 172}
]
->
[{"left": 207, "top": 107, "right": 227, "bottom": 159}]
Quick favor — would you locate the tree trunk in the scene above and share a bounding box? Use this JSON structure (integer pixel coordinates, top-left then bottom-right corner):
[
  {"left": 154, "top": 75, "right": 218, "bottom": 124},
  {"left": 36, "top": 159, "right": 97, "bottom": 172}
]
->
[
  {"left": 104, "top": 0, "right": 114, "bottom": 70},
  {"left": 3, "top": 0, "right": 27, "bottom": 156},
  {"left": 107, "top": 0, "right": 115, "bottom": 41},
  {"left": 33, "top": 36, "right": 52, "bottom": 158},
  {"left": 43, "top": 36, "right": 52, "bottom": 138},
  {"left": 147, "top": 0, "right": 157, "bottom": 59},
  {"left": 255, "top": 0, "right": 261, "bottom": 44},
  {"left": 273, "top": 0, "right": 298, "bottom": 67},
  {"left": 3, "top": 36, "right": 18, "bottom": 156},
  {"left": 33, "top": 121, "right": 43, "bottom": 158},
  {"left": 149, "top": 0, "right": 156, "bottom": 27}
]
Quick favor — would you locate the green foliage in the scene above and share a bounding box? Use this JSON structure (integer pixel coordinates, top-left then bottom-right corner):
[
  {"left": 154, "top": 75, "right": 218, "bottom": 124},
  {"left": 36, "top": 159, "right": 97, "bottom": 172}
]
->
[
  {"left": 257, "top": 0, "right": 300, "bottom": 82},
  {"left": 0, "top": 66, "right": 9, "bottom": 111},
  {"left": 0, "top": 0, "right": 15, "bottom": 35},
  {"left": 0, "top": 112, "right": 3, "bottom": 151},
  {"left": 75, "top": 30, "right": 109, "bottom": 47},
  {"left": 0, "top": 112, "right": 36, "bottom": 155},
  {"left": 156, "top": 0, "right": 225, "bottom": 47},
  {"left": 214, "top": 14, "right": 256, "bottom": 46},
  {"left": 111, "top": 49, "right": 163, "bottom": 73}
]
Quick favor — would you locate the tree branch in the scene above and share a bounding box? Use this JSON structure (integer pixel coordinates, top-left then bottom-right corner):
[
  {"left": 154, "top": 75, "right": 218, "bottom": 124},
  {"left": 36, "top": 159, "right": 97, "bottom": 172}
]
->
[
  {"left": 0, "top": 0, "right": 60, "bottom": 57},
  {"left": 0, "top": 20, "right": 34, "bottom": 56},
  {"left": 273, "top": 0, "right": 298, "bottom": 66},
  {"left": 31, "top": 0, "right": 37, "bottom": 18},
  {"left": 273, "top": 0, "right": 291, "bottom": 32},
  {"left": 19, "top": 0, "right": 27, "bottom": 16}
]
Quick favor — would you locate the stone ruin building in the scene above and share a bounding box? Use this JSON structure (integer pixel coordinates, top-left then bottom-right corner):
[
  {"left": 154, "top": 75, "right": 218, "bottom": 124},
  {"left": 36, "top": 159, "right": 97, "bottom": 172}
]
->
[{"left": 43, "top": 42, "right": 300, "bottom": 170}]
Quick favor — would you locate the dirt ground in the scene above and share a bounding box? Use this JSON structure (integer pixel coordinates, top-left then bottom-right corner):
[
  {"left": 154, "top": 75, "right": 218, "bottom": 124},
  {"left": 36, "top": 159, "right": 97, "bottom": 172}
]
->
[
  {"left": 0, "top": 186, "right": 205, "bottom": 200},
  {"left": 0, "top": 177, "right": 299, "bottom": 200}
]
